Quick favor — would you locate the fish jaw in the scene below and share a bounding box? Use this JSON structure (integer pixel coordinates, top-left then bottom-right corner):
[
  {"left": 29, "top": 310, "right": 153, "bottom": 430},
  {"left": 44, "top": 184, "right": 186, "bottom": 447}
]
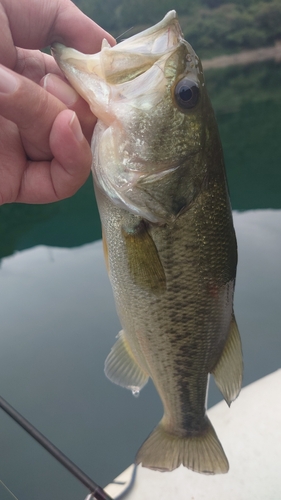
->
[{"left": 52, "top": 11, "right": 205, "bottom": 223}]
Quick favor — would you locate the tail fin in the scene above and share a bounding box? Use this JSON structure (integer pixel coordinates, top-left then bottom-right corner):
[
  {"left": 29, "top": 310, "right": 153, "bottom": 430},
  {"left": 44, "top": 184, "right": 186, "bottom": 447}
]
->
[{"left": 135, "top": 416, "right": 229, "bottom": 474}]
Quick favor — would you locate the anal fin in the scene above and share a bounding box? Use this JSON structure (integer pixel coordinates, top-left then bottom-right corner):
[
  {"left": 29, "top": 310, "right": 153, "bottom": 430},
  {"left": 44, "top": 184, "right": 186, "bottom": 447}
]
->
[
  {"left": 212, "top": 314, "right": 243, "bottom": 406},
  {"left": 105, "top": 330, "right": 149, "bottom": 393}
]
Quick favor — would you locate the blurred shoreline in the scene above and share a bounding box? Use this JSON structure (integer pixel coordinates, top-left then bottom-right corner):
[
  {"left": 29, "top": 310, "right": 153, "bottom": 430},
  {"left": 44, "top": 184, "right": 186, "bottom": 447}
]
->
[{"left": 202, "top": 41, "right": 281, "bottom": 69}]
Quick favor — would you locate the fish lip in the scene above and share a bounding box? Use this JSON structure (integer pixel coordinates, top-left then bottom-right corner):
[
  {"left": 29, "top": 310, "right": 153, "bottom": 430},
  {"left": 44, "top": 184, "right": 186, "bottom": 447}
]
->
[
  {"left": 116, "top": 10, "right": 180, "bottom": 48},
  {"left": 50, "top": 44, "right": 58, "bottom": 57},
  {"left": 131, "top": 10, "right": 177, "bottom": 36},
  {"left": 50, "top": 43, "right": 62, "bottom": 62},
  {"left": 51, "top": 42, "right": 99, "bottom": 65},
  {"left": 108, "top": 10, "right": 183, "bottom": 60}
]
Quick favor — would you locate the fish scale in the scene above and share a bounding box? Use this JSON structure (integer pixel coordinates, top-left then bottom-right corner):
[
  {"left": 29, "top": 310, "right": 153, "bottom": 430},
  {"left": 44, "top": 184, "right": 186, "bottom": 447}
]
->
[{"left": 99, "top": 181, "right": 234, "bottom": 429}]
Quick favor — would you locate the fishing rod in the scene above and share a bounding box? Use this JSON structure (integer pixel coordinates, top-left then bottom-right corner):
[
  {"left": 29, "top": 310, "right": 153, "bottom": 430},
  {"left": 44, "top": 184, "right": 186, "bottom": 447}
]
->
[{"left": 0, "top": 396, "right": 113, "bottom": 500}]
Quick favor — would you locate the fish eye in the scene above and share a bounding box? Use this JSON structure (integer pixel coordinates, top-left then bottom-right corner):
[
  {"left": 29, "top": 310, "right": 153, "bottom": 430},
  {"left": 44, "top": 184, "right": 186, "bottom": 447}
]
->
[{"left": 174, "top": 78, "right": 199, "bottom": 110}]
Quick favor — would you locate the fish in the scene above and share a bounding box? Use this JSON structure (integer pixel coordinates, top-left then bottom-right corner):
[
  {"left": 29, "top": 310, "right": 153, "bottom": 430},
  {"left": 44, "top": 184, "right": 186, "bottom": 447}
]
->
[{"left": 52, "top": 10, "right": 243, "bottom": 474}]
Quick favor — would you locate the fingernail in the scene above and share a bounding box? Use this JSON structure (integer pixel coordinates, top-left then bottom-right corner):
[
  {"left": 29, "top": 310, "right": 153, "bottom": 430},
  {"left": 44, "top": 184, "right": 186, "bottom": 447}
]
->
[
  {"left": 69, "top": 111, "right": 84, "bottom": 142},
  {"left": 43, "top": 73, "right": 78, "bottom": 107},
  {"left": 0, "top": 65, "right": 19, "bottom": 94}
]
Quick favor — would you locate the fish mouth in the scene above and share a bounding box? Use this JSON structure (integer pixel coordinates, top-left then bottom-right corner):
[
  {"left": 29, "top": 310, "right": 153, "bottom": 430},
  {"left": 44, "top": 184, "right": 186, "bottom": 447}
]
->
[
  {"left": 52, "top": 11, "right": 182, "bottom": 80},
  {"left": 51, "top": 11, "right": 184, "bottom": 118}
]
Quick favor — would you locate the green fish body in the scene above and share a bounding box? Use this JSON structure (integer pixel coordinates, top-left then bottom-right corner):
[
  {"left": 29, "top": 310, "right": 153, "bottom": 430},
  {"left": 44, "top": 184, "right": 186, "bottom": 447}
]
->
[{"left": 52, "top": 10, "right": 243, "bottom": 474}]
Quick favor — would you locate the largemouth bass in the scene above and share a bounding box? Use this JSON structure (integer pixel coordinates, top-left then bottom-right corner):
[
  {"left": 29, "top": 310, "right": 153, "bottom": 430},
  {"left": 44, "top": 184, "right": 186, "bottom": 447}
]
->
[{"left": 52, "top": 10, "right": 243, "bottom": 474}]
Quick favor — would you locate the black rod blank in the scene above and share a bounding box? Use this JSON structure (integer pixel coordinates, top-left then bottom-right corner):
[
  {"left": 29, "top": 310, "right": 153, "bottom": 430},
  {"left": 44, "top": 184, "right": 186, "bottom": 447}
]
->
[{"left": 0, "top": 396, "right": 113, "bottom": 500}]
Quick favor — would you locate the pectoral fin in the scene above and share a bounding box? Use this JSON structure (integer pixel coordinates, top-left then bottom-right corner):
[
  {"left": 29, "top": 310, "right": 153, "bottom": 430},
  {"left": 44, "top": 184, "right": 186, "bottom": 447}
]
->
[
  {"left": 211, "top": 314, "right": 243, "bottom": 406},
  {"left": 105, "top": 330, "right": 149, "bottom": 392},
  {"left": 122, "top": 220, "right": 166, "bottom": 295}
]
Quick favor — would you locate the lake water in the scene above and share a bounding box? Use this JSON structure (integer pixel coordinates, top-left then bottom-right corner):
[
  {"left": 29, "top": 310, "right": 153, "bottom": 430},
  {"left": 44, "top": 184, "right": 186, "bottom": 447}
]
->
[{"left": 0, "top": 60, "right": 280, "bottom": 500}]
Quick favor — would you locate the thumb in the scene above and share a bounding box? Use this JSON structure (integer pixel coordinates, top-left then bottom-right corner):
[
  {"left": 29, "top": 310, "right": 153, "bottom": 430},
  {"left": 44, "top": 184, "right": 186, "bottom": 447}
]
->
[
  {"left": 0, "top": 64, "right": 66, "bottom": 160},
  {"left": 18, "top": 109, "right": 93, "bottom": 203}
]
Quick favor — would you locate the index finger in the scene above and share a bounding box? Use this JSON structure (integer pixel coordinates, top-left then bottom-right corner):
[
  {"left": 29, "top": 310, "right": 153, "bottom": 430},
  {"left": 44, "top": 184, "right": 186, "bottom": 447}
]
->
[{"left": 0, "top": 0, "right": 115, "bottom": 68}]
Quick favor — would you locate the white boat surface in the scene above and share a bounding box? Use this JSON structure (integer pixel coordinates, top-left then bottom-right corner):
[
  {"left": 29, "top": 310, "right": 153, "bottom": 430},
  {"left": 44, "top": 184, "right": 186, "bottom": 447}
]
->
[{"left": 104, "top": 369, "right": 281, "bottom": 500}]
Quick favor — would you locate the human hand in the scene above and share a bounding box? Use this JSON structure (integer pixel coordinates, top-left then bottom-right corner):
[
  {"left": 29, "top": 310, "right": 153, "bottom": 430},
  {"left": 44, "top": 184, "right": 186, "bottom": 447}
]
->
[{"left": 0, "top": 0, "right": 115, "bottom": 205}]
